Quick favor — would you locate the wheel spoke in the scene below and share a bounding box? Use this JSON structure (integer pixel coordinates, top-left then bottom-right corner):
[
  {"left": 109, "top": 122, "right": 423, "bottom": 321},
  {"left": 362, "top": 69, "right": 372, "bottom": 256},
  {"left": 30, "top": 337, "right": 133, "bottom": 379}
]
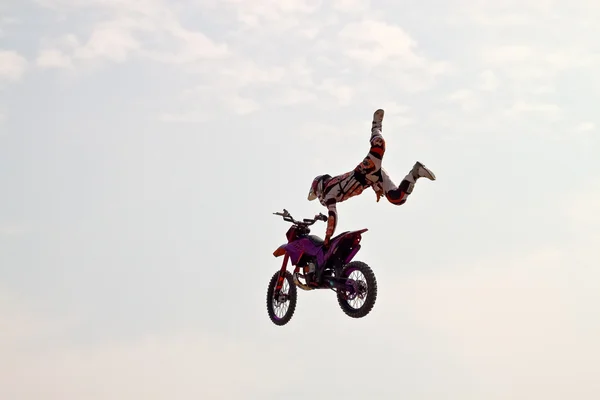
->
[
  {"left": 336, "top": 262, "right": 377, "bottom": 318},
  {"left": 267, "top": 271, "right": 297, "bottom": 325}
]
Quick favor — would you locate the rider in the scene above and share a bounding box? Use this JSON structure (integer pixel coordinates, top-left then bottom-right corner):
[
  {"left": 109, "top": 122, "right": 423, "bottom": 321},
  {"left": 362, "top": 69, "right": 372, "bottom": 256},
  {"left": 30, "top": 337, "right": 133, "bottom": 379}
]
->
[{"left": 307, "top": 108, "right": 436, "bottom": 248}]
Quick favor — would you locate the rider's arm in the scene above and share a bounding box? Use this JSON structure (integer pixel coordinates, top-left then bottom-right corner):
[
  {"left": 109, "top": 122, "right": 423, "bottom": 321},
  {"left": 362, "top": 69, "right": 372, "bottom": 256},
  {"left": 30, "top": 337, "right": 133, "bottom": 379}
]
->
[{"left": 324, "top": 201, "right": 337, "bottom": 245}]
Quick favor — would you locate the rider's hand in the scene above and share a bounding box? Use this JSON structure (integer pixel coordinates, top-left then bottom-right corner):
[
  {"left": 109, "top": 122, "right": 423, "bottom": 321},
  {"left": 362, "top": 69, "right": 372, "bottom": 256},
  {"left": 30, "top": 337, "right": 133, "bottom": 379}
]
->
[{"left": 374, "top": 186, "right": 384, "bottom": 202}]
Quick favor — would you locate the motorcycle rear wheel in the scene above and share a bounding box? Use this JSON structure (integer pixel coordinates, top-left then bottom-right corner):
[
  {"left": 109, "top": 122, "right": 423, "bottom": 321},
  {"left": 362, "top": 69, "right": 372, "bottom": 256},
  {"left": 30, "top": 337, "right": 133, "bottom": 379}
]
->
[
  {"left": 266, "top": 270, "right": 297, "bottom": 326},
  {"left": 337, "top": 261, "right": 377, "bottom": 318}
]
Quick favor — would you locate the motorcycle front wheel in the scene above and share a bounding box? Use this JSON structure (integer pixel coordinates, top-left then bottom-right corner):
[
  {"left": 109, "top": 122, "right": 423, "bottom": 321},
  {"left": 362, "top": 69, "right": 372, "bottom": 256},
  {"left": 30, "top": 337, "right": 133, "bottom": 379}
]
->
[{"left": 266, "top": 270, "right": 297, "bottom": 326}]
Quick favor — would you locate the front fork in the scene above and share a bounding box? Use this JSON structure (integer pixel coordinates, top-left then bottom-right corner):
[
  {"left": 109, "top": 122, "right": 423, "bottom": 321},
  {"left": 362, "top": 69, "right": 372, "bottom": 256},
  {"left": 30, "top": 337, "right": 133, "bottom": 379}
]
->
[{"left": 274, "top": 253, "right": 290, "bottom": 297}]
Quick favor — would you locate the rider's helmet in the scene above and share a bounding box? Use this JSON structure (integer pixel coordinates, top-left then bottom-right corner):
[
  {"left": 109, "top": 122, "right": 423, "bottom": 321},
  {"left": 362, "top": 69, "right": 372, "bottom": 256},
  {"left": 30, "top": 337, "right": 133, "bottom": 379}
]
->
[{"left": 307, "top": 174, "right": 331, "bottom": 201}]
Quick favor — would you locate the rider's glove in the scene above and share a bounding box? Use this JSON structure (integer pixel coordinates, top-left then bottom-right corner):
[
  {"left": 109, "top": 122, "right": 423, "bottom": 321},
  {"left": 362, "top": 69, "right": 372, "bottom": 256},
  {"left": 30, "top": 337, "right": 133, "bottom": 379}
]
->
[{"left": 373, "top": 184, "right": 384, "bottom": 202}]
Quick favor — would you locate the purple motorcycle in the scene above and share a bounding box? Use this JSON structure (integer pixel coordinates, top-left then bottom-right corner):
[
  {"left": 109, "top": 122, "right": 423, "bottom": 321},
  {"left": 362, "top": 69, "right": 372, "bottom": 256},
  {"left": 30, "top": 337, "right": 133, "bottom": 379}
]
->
[{"left": 267, "top": 209, "right": 377, "bottom": 326}]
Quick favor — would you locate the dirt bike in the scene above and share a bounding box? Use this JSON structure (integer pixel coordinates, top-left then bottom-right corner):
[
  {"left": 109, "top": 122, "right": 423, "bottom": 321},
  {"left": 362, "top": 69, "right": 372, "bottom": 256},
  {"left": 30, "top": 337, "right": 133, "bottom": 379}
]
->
[{"left": 266, "top": 208, "right": 378, "bottom": 326}]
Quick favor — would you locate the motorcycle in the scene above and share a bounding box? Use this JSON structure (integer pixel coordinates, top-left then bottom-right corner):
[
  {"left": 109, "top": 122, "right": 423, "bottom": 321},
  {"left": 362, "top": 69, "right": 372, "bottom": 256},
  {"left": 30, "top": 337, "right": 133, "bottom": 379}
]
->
[{"left": 266, "top": 208, "right": 377, "bottom": 326}]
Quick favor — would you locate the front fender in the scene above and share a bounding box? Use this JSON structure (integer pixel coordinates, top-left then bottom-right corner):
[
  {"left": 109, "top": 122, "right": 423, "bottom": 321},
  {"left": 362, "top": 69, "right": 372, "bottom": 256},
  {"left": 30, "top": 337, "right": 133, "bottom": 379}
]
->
[
  {"left": 273, "top": 244, "right": 287, "bottom": 257},
  {"left": 273, "top": 243, "right": 305, "bottom": 266}
]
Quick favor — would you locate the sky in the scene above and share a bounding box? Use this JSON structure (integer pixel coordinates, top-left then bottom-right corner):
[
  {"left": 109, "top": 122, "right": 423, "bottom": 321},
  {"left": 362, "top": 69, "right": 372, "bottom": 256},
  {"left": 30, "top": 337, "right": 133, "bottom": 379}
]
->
[{"left": 1, "top": 0, "right": 600, "bottom": 398}]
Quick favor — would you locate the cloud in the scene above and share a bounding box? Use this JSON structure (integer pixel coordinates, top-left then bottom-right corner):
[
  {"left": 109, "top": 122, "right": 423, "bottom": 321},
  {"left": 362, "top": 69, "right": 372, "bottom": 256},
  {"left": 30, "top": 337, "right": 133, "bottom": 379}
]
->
[
  {"left": 33, "top": 0, "right": 452, "bottom": 121},
  {"left": 221, "top": 0, "right": 321, "bottom": 29},
  {"left": 507, "top": 101, "right": 562, "bottom": 115},
  {"left": 0, "top": 224, "right": 30, "bottom": 236},
  {"left": 276, "top": 88, "right": 318, "bottom": 106},
  {"left": 394, "top": 245, "right": 600, "bottom": 399},
  {"left": 0, "top": 287, "right": 302, "bottom": 400},
  {"left": 35, "top": 0, "right": 229, "bottom": 69},
  {"left": 157, "top": 110, "right": 209, "bottom": 123},
  {"left": 482, "top": 45, "right": 533, "bottom": 65},
  {"left": 446, "top": 89, "right": 480, "bottom": 112},
  {"left": 0, "top": 50, "right": 27, "bottom": 81},
  {"left": 478, "top": 70, "right": 499, "bottom": 91},
  {"left": 74, "top": 19, "right": 141, "bottom": 63},
  {"left": 332, "top": 0, "right": 370, "bottom": 13},
  {"left": 564, "top": 185, "right": 600, "bottom": 229},
  {"left": 36, "top": 49, "right": 72, "bottom": 69},
  {"left": 576, "top": 122, "right": 595, "bottom": 132},
  {"left": 319, "top": 79, "right": 354, "bottom": 106},
  {"left": 338, "top": 20, "right": 420, "bottom": 67},
  {"left": 335, "top": 19, "right": 450, "bottom": 93},
  {"left": 2, "top": 332, "right": 295, "bottom": 399},
  {"left": 0, "top": 288, "right": 70, "bottom": 354},
  {"left": 481, "top": 44, "right": 600, "bottom": 83}
]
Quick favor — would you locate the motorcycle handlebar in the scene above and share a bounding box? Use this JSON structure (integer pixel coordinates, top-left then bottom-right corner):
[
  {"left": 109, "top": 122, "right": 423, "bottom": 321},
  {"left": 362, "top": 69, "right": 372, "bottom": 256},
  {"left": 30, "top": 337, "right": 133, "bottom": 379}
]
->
[{"left": 273, "top": 209, "right": 327, "bottom": 225}]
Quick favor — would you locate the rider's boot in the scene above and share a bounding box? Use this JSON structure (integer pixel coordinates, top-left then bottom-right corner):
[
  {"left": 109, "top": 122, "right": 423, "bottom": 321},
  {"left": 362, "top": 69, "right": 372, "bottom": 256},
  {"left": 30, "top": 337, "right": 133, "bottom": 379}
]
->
[
  {"left": 398, "top": 162, "right": 436, "bottom": 195},
  {"left": 410, "top": 161, "right": 436, "bottom": 181},
  {"left": 306, "top": 261, "right": 318, "bottom": 287},
  {"left": 372, "top": 108, "right": 384, "bottom": 132}
]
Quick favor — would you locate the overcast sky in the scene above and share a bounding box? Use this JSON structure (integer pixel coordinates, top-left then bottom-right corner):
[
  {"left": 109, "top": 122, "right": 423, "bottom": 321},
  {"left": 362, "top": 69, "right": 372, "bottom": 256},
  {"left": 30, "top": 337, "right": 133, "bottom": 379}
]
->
[{"left": 1, "top": 0, "right": 599, "bottom": 399}]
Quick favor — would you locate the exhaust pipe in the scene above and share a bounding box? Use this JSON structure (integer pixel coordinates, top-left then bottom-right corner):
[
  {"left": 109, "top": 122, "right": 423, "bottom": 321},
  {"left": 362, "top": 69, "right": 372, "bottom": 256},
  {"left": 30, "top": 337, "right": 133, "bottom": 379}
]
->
[{"left": 293, "top": 272, "right": 314, "bottom": 291}]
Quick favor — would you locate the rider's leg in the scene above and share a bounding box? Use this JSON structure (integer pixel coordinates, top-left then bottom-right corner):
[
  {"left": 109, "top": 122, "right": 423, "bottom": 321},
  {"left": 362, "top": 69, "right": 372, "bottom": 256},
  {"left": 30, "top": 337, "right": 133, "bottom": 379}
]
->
[
  {"left": 369, "top": 108, "right": 385, "bottom": 166},
  {"left": 382, "top": 162, "right": 436, "bottom": 205},
  {"left": 355, "top": 109, "right": 386, "bottom": 181}
]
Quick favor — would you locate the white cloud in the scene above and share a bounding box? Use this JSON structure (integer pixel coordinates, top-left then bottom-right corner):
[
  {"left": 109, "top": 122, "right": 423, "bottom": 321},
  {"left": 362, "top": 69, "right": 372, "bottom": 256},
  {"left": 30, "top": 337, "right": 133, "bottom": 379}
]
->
[
  {"left": 395, "top": 246, "right": 600, "bottom": 399},
  {"left": 36, "top": 0, "right": 229, "bottom": 68},
  {"left": 0, "top": 286, "right": 303, "bottom": 400},
  {"left": 1, "top": 330, "right": 295, "bottom": 398},
  {"left": 159, "top": 81, "right": 262, "bottom": 121},
  {"left": 74, "top": 20, "right": 140, "bottom": 63},
  {"left": 0, "top": 288, "right": 71, "bottom": 354},
  {"left": 507, "top": 101, "right": 562, "bottom": 115},
  {"left": 218, "top": 60, "right": 287, "bottom": 87},
  {"left": 2, "top": 332, "right": 298, "bottom": 399},
  {"left": 478, "top": 70, "right": 499, "bottom": 91},
  {"left": 375, "top": 102, "right": 414, "bottom": 127},
  {"left": 577, "top": 122, "right": 595, "bottom": 132},
  {"left": 379, "top": 102, "right": 410, "bottom": 116},
  {"left": 532, "top": 85, "right": 555, "bottom": 94},
  {"left": 446, "top": 89, "right": 480, "bottom": 112},
  {"left": 319, "top": 79, "right": 354, "bottom": 106},
  {"left": 277, "top": 88, "right": 318, "bottom": 106},
  {"left": 467, "top": 12, "right": 532, "bottom": 26},
  {"left": 565, "top": 185, "right": 600, "bottom": 228},
  {"left": 482, "top": 45, "right": 532, "bottom": 64},
  {"left": 36, "top": 49, "right": 72, "bottom": 68},
  {"left": 222, "top": 0, "right": 321, "bottom": 29},
  {"left": 338, "top": 20, "right": 419, "bottom": 67},
  {"left": 0, "top": 16, "right": 20, "bottom": 38},
  {"left": 336, "top": 19, "right": 450, "bottom": 93},
  {"left": 227, "top": 94, "right": 260, "bottom": 115},
  {"left": 0, "top": 224, "right": 29, "bottom": 236},
  {"left": 158, "top": 110, "right": 209, "bottom": 123},
  {"left": 33, "top": 0, "right": 452, "bottom": 121},
  {"left": 332, "top": 0, "right": 371, "bottom": 13},
  {"left": 0, "top": 50, "right": 27, "bottom": 81},
  {"left": 482, "top": 44, "right": 600, "bottom": 84}
]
